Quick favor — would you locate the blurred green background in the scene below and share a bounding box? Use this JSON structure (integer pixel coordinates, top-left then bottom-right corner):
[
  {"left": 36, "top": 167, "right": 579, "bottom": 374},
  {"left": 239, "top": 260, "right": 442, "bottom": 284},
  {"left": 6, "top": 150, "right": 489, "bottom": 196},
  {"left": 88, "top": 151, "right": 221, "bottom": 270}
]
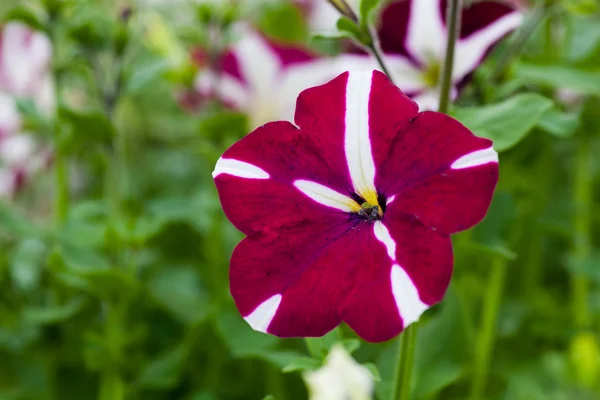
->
[{"left": 1, "top": 0, "right": 600, "bottom": 399}]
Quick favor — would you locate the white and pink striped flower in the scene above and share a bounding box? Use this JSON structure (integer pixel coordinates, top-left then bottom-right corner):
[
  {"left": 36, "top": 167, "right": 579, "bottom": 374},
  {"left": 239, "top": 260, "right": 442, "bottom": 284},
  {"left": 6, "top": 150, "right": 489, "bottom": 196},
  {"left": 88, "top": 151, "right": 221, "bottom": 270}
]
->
[
  {"left": 194, "top": 27, "right": 341, "bottom": 128},
  {"left": 0, "top": 22, "right": 54, "bottom": 198},
  {"left": 337, "top": 0, "right": 523, "bottom": 110},
  {"left": 213, "top": 70, "right": 498, "bottom": 342}
]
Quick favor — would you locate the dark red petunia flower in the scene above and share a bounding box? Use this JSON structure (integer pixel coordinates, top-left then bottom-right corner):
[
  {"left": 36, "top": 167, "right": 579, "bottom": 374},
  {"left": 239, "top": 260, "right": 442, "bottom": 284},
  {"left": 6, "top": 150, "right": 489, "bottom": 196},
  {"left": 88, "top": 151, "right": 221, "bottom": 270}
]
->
[{"left": 213, "top": 70, "right": 498, "bottom": 342}]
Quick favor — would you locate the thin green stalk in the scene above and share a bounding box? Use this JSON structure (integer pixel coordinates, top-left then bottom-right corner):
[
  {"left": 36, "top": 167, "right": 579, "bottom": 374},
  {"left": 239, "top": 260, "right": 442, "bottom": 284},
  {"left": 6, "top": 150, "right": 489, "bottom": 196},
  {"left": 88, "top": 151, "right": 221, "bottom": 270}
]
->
[
  {"left": 54, "top": 146, "right": 69, "bottom": 223},
  {"left": 366, "top": 28, "right": 394, "bottom": 85},
  {"left": 392, "top": 323, "right": 418, "bottom": 400},
  {"left": 438, "top": 0, "right": 462, "bottom": 114},
  {"left": 469, "top": 256, "right": 508, "bottom": 400},
  {"left": 572, "top": 131, "right": 592, "bottom": 329}
]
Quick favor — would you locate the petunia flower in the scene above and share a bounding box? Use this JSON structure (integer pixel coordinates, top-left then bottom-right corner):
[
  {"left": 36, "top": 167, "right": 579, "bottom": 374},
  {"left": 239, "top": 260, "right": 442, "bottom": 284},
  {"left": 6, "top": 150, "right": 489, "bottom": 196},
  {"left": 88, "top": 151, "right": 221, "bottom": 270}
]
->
[
  {"left": 0, "top": 22, "right": 54, "bottom": 197},
  {"left": 213, "top": 70, "right": 498, "bottom": 342},
  {"left": 304, "top": 344, "right": 374, "bottom": 400},
  {"left": 194, "top": 26, "right": 341, "bottom": 128},
  {"left": 339, "top": 0, "right": 523, "bottom": 110},
  {"left": 297, "top": 0, "right": 360, "bottom": 33}
]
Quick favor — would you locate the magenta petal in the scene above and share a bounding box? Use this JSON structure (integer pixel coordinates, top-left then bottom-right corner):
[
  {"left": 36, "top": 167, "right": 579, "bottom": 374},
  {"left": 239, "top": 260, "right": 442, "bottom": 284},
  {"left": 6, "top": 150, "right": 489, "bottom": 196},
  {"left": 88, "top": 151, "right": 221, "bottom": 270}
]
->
[
  {"left": 377, "top": 0, "right": 413, "bottom": 60},
  {"left": 220, "top": 120, "right": 351, "bottom": 194},
  {"left": 368, "top": 71, "right": 419, "bottom": 169},
  {"left": 374, "top": 111, "right": 494, "bottom": 199},
  {"left": 384, "top": 215, "right": 453, "bottom": 305},
  {"left": 231, "top": 223, "right": 394, "bottom": 339},
  {"left": 445, "top": 0, "right": 518, "bottom": 38},
  {"left": 388, "top": 162, "right": 498, "bottom": 235}
]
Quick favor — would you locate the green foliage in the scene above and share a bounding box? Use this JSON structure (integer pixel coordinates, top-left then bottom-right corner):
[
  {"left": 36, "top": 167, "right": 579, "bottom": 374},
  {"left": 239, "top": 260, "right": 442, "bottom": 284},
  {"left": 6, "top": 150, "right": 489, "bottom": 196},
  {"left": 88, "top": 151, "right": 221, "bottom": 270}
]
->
[{"left": 452, "top": 93, "right": 554, "bottom": 151}]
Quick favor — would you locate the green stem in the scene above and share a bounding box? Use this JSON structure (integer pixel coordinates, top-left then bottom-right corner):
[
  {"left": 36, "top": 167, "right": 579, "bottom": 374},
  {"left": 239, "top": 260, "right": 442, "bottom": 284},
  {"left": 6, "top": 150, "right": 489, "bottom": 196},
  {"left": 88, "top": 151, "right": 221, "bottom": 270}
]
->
[
  {"left": 48, "top": 19, "right": 69, "bottom": 224},
  {"left": 393, "top": 323, "right": 418, "bottom": 400},
  {"left": 469, "top": 256, "right": 507, "bottom": 400},
  {"left": 572, "top": 131, "right": 592, "bottom": 329},
  {"left": 438, "top": 0, "right": 462, "bottom": 114},
  {"left": 367, "top": 31, "right": 394, "bottom": 85},
  {"left": 54, "top": 145, "right": 69, "bottom": 223}
]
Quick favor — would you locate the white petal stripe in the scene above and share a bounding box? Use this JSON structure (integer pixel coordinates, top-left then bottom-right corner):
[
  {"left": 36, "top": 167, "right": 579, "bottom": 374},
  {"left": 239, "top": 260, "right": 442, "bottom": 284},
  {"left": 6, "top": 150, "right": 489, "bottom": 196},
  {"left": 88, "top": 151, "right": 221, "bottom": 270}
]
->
[
  {"left": 373, "top": 221, "right": 396, "bottom": 261},
  {"left": 294, "top": 180, "right": 358, "bottom": 212},
  {"left": 212, "top": 158, "right": 270, "bottom": 179},
  {"left": 344, "top": 70, "right": 377, "bottom": 199},
  {"left": 244, "top": 294, "right": 282, "bottom": 333},
  {"left": 451, "top": 147, "right": 498, "bottom": 170},
  {"left": 391, "top": 265, "right": 429, "bottom": 328}
]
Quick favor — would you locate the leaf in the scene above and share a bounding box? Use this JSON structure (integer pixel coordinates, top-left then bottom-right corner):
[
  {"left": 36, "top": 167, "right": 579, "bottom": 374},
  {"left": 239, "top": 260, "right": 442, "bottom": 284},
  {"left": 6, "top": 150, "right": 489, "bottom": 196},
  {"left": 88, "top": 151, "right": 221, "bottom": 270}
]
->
[
  {"left": 452, "top": 93, "right": 554, "bottom": 151},
  {"left": 282, "top": 356, "right": 322, "bottom": 373},
  {"left": 336, "top": 17, "right": 363, "bottom": 42},
  {"left": 304, "top": 328, "right": 341, "bottom": 359},
  {"left": 23, "top": 297, "right": 87, "bottom": 325},
  {"left": 136, "top": 346, "right": 187, "bottom": 389},
  {"left": 124, "top": 59, "right": 170, "bottom": 95},
  {"left": 214, "top": 310, "right": 278, "bottom": 355},
  {"left": 341, "top": 338, "right": 361, "bottom": 354},
  {"left": 4, "top": 6, "right": 47, "bottom": 32},
  {"left": 359, "top": 0, "right": 380, "bottom": 26},
  {"left": 514, "top": 62, "right": 600, "bottom": 96},
  {"left": 537, "top": 107, "right": 580, "bottom": 138},
  {"left": 364, "top": 363, "right": 381, "bottom": 382},
  {"left": 10, "top": 238, "right": 47, "bottom": 292},
  {"left": 59, "top": 106, "right": 115, "bottom": 146},
  {"left": 148, "top": 265, "right": 210, "bottom": 325}
]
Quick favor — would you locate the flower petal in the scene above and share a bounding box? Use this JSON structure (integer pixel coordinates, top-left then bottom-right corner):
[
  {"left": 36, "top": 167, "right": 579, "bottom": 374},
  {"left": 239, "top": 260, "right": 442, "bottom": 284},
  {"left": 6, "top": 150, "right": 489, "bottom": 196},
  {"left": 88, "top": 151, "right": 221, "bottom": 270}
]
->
[
  {"left": 214, "top": 121, "right": 354, "bottom": 235},
  {"left": 453, "top": 10, "right": 522, "bottom": 80},
  {"left": 340, "top": 218, "right": 452, "bottom": 342},
  {"left": 373, "top": 111, "right": 493, "bottom": 200},
  {"left": 387, "top": 153, "right": 498, "bottom": 234},
  {"left": 231, "top": 221, "right": 397, "bottom": 340},
  {"left": 405, "top": 0, "right": 446, "bottom": 64}
]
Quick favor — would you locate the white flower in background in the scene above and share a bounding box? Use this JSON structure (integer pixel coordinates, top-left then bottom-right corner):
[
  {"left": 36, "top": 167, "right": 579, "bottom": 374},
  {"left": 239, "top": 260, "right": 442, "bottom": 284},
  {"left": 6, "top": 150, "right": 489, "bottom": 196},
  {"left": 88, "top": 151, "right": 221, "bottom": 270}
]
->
[
  {"left": 194, "top": 26, "right": 341, "bottom": 128},
  {"left": 0, "top": 22, "right": 54, "bottom": 198},
  {"left": 300, "top": 0, "right": 361, "bottom": 33},
  {"left": 304, "top": 345, "right": 374, "bottom": 400},
  {"left": 335, "top": 0, "right": 523, "bottom": 110}
]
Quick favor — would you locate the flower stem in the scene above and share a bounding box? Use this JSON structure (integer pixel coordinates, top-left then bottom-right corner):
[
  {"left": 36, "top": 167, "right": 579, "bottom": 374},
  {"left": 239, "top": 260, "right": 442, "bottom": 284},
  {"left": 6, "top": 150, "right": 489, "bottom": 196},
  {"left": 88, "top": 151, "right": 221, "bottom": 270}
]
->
[
  {"left": 393, "top": 323, "right": 418, "bottom": 400},
  {"left": 572, "top": 130, "right": 592, "bottom": 329},
  {"left": 366, "top": 27, "right": 394, "bottom": 85},
  {"left": 54, "top": 145, "right": 69, "bottom": 223},
  {"left": 469, "top": 256, "right": 507, "bottom": 400},
  {"left": 438, "top": 0, "right": 462, "bottom": 114}
]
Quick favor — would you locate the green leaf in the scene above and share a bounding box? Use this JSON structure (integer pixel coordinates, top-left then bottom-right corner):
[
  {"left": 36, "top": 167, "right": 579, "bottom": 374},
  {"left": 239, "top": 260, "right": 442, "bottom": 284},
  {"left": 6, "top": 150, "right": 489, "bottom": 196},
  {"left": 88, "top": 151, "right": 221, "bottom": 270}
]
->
[
  {"left": 537, "top": 107, "right": 580, "bottom": 138},
  {"left": 59, "top": 106, "right": 115, "bottom": 146},
  {"left": 514, "top": 62, "right": 600, "bottom": 95},
  {"left": 23, "top": 297, "right": 87, "bottom": 325},
  {"left": 341, "top": 338, "right": 361, "bottom": 354},
  {"left": 214, "top": 310, "right": 278, "bottom": 355},
  {"left": 262, "top": 396, "right": 276, "bottom": 400},
  {"left": 363, "top": 363, "right": 381, "bottom": 382},
  {"left": 336, "top": 17, "right": 363, "bottom": 42},
  {"left": 10, "top": 238, "right": 47, "bottom": 292},
  {"left": 136, "top": 346, "right": 187, "bottom": 389},
  {"left": 282, "top": 356, "right": 322, "bottom": 373},
  {"left": 359, "top": 0, "right": 380, "bottom": 26},
  {"left": 452, "top": 93, "right": 554, "bottom": 151},
  {"left": 4, "top": 6, "right": 47, "bottom": 32},
  {"left": 304, "top": 328, "right": 341, "bottom": 359},
  {"left": 124, "top": 59, "right": 170, "bottom": 95},
  {"left": 148, "top": 265, "right": 210, "bottom": 325}
]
